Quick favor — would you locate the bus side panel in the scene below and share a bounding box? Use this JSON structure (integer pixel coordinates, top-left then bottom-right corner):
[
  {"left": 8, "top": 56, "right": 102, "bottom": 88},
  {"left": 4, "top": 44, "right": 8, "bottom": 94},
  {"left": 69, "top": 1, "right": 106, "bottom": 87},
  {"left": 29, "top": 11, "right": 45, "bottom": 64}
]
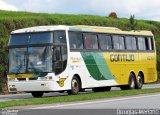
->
[
  {"left": 69, "top": 52, "right": 99, "bottom": 88},
  {"left": 139, "top": 52, "right": 157, "bottom": 83},
  {"left": 80, "top": 52, "right": 118, "bottom": 87},
  {"left": 103, "top": 52, "right": 139, "bottom": 85}
]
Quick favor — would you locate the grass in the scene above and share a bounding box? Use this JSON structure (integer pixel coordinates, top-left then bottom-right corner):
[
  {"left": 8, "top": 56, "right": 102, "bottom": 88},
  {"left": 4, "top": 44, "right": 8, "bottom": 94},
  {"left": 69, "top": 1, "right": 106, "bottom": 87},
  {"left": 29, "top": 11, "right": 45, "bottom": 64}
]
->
[{"left": 1, "top": 88, "right": 160, "bottom": 108}]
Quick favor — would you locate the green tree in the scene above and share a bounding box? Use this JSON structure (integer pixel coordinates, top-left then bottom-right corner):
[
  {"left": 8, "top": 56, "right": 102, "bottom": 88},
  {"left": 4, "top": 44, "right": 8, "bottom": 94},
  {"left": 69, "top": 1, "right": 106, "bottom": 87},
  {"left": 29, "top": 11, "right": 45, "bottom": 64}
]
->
[
  {"left": 129, "top": 15, "right": 137, "bottom": 30},
  {"left": 0, "top": 38, "right": 8, "bottom": 94}
]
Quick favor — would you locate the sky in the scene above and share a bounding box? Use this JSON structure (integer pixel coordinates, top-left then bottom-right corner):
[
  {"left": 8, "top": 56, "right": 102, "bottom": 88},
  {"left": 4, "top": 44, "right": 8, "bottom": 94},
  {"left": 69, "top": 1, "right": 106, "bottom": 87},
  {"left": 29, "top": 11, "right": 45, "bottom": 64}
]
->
[{"left": 0, "top": 0, "right": 160, "bottom": 21}]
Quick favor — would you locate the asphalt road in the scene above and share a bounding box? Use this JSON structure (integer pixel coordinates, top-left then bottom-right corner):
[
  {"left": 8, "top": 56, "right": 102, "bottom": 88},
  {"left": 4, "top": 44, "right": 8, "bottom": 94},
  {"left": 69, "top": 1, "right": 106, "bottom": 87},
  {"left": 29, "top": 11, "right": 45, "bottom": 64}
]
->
[
  {"left": 0, "top": 84, "right": 160, "bottom": 102},
  {"left": 6, "top": 93, "right": 160, "bottom": 115}
]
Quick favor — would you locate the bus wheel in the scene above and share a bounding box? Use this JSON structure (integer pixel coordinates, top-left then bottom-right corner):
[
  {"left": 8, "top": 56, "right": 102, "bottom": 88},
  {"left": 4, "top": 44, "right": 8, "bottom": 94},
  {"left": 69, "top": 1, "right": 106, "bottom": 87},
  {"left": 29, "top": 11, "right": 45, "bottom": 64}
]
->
[
  {"left": 120, "top": 73, "right": 136, "bottom": 90},
  {"left": 135, "top": 73, "right": 143, "bottom": 89},
  {"left": 128, "top": 73, "right": 136, "bottom": 89},
  {"left": 31, "top": 92, "right": 44, "bottom": 98},
  {"left": 67, "top": 76, "right": 80, "bottom": 95}
]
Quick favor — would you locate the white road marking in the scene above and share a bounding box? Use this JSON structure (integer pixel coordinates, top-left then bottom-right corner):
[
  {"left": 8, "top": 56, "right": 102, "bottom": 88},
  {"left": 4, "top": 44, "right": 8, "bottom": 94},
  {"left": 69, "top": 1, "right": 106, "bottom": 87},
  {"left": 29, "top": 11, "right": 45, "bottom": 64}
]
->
[{"left": 31, "top": 93, "right": 160, "bottom": 109}]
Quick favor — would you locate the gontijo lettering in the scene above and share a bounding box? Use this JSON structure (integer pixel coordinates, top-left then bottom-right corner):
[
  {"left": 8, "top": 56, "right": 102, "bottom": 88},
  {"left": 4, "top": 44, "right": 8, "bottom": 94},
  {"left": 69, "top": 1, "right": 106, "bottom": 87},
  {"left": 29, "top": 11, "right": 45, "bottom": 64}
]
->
[{"left": 110, "top": 54, "right": 135, "bottom": 62}]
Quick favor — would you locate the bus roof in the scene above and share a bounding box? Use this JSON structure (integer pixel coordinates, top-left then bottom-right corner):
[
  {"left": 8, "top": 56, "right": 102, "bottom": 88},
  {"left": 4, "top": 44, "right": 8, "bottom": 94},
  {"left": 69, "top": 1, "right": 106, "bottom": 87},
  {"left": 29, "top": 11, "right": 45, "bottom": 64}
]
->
[
  {"left": 11, "top": 25, "right": 153, "bottom": 36},
  {"left": 11, "top": 25, "right": 69, "bottom": 34}
]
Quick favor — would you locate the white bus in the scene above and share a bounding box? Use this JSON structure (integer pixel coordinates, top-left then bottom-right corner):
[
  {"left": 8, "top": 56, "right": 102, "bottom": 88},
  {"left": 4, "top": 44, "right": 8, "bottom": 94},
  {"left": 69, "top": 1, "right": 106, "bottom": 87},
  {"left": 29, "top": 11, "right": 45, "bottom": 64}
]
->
[{"left": 8, "top": 25, "right": 157, "bottom": 97}]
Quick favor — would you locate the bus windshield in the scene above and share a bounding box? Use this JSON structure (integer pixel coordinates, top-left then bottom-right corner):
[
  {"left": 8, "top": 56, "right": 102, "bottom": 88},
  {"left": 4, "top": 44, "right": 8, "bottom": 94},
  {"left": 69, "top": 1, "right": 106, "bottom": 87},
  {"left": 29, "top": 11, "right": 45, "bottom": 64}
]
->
[
  {"left": 9, "top": 46, "right": 52, "bottom": 74},
  {"left": 8, "top": 31, "right": 67, "bottom": 74}
]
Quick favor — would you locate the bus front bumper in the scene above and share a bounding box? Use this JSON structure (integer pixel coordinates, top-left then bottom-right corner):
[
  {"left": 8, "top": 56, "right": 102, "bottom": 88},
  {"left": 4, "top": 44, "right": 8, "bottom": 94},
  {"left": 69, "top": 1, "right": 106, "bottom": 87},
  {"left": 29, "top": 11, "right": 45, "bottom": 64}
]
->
[{"left": 8, "top": 81, "right": 55, "bottom": 92}]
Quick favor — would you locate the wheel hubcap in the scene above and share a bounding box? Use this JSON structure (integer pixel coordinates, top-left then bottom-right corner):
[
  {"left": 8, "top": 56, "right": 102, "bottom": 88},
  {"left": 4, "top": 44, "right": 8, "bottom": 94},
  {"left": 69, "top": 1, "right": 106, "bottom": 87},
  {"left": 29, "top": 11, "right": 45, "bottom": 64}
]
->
[
  {"left": 130, "top": 77, "right": 135, "bottom": 88},
  {"left": 72, "top": 79, "right": 78, "bottom": 92},
  {"left": 137, "top": 76, "right": 142, "bottom": 87}
]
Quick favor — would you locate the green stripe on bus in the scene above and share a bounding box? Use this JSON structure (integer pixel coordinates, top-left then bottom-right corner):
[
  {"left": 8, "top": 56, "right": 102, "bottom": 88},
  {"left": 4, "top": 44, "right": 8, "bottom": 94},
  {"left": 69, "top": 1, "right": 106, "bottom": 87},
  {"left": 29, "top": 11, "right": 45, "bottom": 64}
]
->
[
  {"left": 95, "top": 53, "right": 115, "bottom": 80},
  {"left": 81, "top": 52, "right": 114, "bottom": 80}
]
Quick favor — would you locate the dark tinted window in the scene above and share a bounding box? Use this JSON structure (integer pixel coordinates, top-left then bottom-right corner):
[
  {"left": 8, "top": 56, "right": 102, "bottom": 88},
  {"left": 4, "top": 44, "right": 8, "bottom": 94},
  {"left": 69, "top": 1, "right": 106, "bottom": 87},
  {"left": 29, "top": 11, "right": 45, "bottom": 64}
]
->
[
  {"left": 69, "top": 32, "right": 83, "bottom": 49},
  {"left": 9, "top": 32, "right": 52, "bottom": 45},
  {"left": 113, "top": 35, "right": 125, "bottom": 50},
  {"left": 54, "top": 31, "right": 66, "bottom": 44},
  {"left": 138, "top": 37, "right": 146, "bottom": 50},
  {"left": 99, "top": 35, "right": 112, "bottom": 50},
  {"left": 84, "top": 34, "right": 98, "bottom": 49},
  {"left": 125, "top": 36, "right": 137, "bottom": 50},
  {"left": 147, "top": 37, "right": 154, "bottom": 50}
]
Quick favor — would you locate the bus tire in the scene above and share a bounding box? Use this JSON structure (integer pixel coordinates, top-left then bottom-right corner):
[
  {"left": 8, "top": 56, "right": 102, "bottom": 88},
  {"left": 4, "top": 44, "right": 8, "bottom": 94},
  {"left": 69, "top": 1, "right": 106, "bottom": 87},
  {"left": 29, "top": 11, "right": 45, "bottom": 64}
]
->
[
  {"left": 31, "top": 92, "right": 44, "bottom": 98},
  {"left": 67, "top": 76, "right": 80, "bottom": 95},
  {"left": 128, "top": 73, "right": 136, "bottom": 89},
  {"left": 120, "top": 73, "right": 136, "bottom": 90},
  {"left": 135, "top": 73, "right": 143, "bottom": 89}
]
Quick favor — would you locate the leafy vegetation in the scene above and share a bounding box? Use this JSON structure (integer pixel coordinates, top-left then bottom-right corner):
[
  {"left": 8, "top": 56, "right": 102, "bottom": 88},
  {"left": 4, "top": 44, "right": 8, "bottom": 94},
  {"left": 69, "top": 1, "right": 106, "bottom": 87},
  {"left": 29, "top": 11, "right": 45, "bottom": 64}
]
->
[
  {"left": 0, "top": 10, "right": 160, "bottom": 93},
  {"left": 128, "top": 15, "right": 137, "bottom": 30}
]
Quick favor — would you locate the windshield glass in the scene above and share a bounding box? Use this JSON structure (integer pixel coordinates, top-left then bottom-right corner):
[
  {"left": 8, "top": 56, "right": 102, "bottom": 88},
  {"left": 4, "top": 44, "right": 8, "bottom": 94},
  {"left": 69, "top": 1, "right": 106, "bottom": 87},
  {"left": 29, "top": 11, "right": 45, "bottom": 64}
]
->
[
  {"left": 9, "top": 32, "right": 52, "bottom": 46},
  {"left": 9, "top": 46, "right": 52, "bottom": 74},
  {"left": 28, "top": 47, "right": 52, "bottom": 73},
  {"left": 9, "top": 48, "right": 27, "bottom": 74}
]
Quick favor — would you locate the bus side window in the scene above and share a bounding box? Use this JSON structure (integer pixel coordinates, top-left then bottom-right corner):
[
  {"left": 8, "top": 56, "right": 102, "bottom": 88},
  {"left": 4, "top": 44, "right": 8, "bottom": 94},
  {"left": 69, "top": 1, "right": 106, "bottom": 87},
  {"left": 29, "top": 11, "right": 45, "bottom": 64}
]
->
[
  {"left": 138, "top": 37, "right": 146, "bottom": 50},
  {"left": 98, "top": 34, "right": 112, "bottom": 50},
  {"left": 113, "top": 35, "right": 125, "bottom": 50},
  {"left": 69, "top": 32, "right": 83, "bottom": 49},
  {"left": 84, "top": 34, "right": 98, "bottom": 50},
  {"left": 147, "top": 37, "right": 154, "bottom": 51},
  {"left": 125, "top": 36, "right": 137, "bottom": 50}
]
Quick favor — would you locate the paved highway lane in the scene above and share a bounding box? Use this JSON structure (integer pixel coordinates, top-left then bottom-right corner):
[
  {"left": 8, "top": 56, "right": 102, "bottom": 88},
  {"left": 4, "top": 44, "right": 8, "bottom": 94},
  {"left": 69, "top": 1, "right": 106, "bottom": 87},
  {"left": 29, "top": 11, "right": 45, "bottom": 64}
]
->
[
  {"left": 11, "top": 93, "right": 160, "bottom": 115},
  {"left": 0, "top": 84, "right": 160, "bottom": 102},
  {"left": 49, "top": 93, "right": 160, "bottom": 109}
]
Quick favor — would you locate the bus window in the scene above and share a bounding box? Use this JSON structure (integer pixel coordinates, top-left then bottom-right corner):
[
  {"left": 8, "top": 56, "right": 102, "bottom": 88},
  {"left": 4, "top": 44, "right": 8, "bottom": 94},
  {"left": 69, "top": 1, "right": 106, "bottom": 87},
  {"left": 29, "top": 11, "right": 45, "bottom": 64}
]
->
[
  {"left": 138, "top": 37, "right": 146, "bottom": 50},
  {"left": 125, "top": 36, "right": 137, "bottom": 50},
  {"left": 54, "top": 31, "right": 66, "bottom": 44},
  {"left": 113, "top": 35, "right": 125, "bottom": 50},
  {"left": 99, "top": 35, "right": 112, "bottom": 50},
  {"left": 84, "top": 34, "right": 98, "bottom": 50},
  {"left": 147, "top": 37, "right": 154, "bottom": 50},
  {"left": 69, "top": 32, "right": 83, "bottom": 49}
]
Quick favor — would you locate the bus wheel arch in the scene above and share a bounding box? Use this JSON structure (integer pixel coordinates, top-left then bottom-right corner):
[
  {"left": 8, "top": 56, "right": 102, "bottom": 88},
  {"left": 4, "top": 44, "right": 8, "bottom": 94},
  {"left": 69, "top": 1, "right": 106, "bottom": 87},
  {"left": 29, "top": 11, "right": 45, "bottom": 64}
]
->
[
  {"left": 135, "top": 71, "right": 144, "bottom": 89},
  {"left": 67, "top": 74, "right": 82, "bottom": 95}
]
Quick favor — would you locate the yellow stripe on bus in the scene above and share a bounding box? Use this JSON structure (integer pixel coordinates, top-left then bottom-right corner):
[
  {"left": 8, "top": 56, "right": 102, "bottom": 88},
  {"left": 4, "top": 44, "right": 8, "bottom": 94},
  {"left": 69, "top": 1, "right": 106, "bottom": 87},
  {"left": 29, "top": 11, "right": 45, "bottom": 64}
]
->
[{"left": 8, "top": 74, "right": 33, "bottom": 78}]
